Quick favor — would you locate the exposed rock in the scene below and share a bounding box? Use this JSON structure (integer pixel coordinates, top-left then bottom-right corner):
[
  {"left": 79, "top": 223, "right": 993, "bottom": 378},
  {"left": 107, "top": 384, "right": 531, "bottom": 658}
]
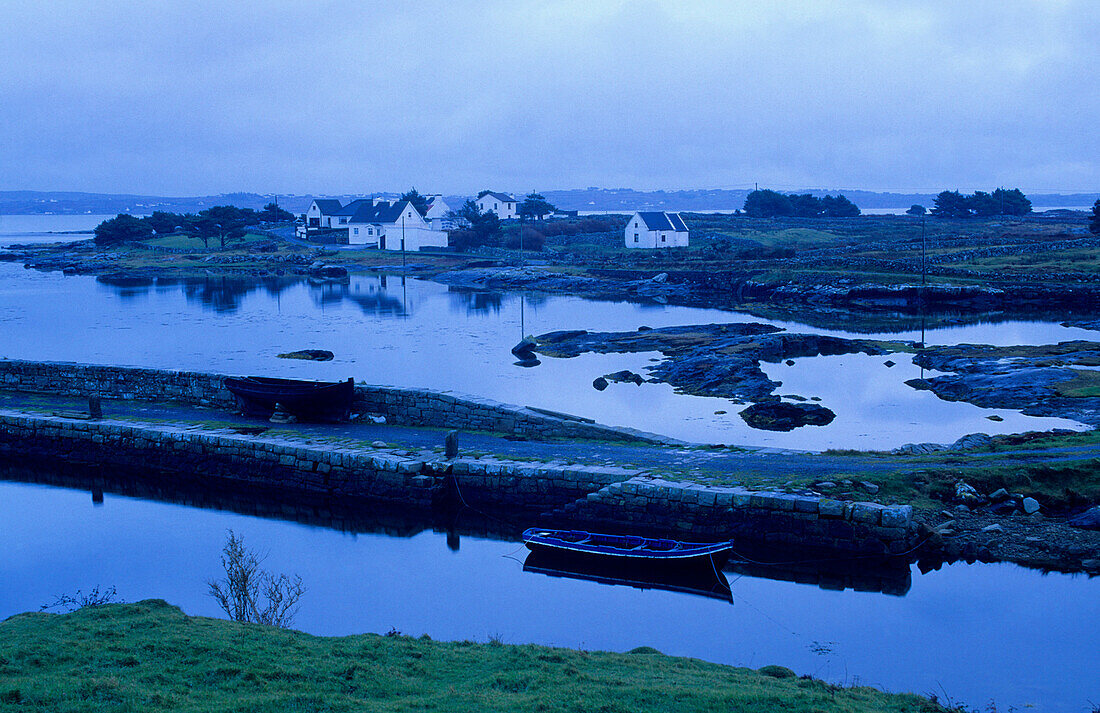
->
[
  {"left": 1021, "top": 497, "right": 1041, "bottom": 514},
  {"left": 981, "top": 524, "right": 1005, "bottom": 533},
  {"left": 986, "top": 414, "right": 1004, "bottom": 422},
  {"left": 592, "top": 377, "right": 609, "bottom": 391},
  {"left": 883, "top": 360, "right": 895, "bottom": 368},
  {"left": 371, "top": 440, "right": 388, "bottom": 448},
  {"left": 308, "top": 263, "right": 349, "bottom": 279},
  {"left": 815, "top": 481, "right": 836, "bottom": 490},
  {"left": 860, "top": 481, "right": 880, "bottom": 494},
  {"left": 892, "top": 442, "right": 948, "bottom": 455},
  {"left": 1067, "top": 506, "right": 1100, "bottom": 530},
  {"left": 604, "top": 370, "right": 644, "bottom": 385},
  {"left": 510, "top": 336, "right": 538, "bottom": 357},
  {"left": 738, "top": 401, "right": 836, "bottom": 431},
  {"left": 651, "top": 272, "right": 668, "bottom": 283},
  {"left": 954, "top": 481, "right": 980, "bottom": 504},
  {"left": 951, "top": 433, "right": 992, "bottom": 450},
  {"left": 530, "top": 322, "right": 904, "bottom": 404},
  {"left": 990, "top": 488, "right": 1010, "bottom": 502},
  {"left": 276, "top": 349, "right": 334, "bottom": 361}
]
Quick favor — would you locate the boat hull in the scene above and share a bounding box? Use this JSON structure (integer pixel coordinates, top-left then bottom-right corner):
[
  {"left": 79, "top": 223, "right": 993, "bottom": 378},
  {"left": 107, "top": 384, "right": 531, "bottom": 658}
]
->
[
  {"left": 223, "top": 376, "right": 354, "bottom": 422},
  {"left": 521, "top": 528, "right": 734, "bottom": 566}
]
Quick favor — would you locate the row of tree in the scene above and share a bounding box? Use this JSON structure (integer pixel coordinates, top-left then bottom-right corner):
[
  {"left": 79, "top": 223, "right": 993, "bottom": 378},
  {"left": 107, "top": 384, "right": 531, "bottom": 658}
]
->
[
  {"left": 445, "top": 192, "right": 559, "bottom": 250},
  {"left": 1092, "top": 199, "right": 1100, "bottom": 235},
  {"left": 929, "top": 188, "right": 1031, "bottom": 217},
  {"left": 742, "top": 190, "right": 861, "bottom": 218},
  {"left": 94, "top": 203, "right": 293, "bottom": 246}
]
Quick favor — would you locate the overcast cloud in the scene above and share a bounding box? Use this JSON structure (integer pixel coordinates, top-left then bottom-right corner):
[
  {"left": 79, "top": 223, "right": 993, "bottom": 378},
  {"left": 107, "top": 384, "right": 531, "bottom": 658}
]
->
[{"left": 0, "top": 0, "right": 1096, "bottom": 195}]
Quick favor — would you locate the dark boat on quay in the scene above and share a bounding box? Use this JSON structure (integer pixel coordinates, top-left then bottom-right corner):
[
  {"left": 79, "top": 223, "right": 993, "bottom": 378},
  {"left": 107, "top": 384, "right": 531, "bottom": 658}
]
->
[
  {"left": 223, "top": 376, "right": 354, "bottom": 422},
  {"left": 521, "top": 528, "right": 736, "bottom": 566}
]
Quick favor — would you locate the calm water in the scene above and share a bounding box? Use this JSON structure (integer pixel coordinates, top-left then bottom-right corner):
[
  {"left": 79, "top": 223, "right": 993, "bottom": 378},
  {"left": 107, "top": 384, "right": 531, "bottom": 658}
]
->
[
  {"left": 0, "top": 476, "right": 1096, "bottom": 712},
  {"left": 0, "top": 261, "right": 1091, "bottom": 449}
]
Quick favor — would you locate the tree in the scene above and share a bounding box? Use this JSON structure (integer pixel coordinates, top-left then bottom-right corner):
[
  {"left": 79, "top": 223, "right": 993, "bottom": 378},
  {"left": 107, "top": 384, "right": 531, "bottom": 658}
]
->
[
  {"left": 93, "top": 214, "right": 154, "bottom": 245},
  {"left": 931, "top": 190, "right": 971, "bottom": 218},
  {"left": 788, "top": 193, "right": 823, "bottom": 217},
  {"left": 1090, "top": 199, "right": 1100, "bottom": 235},
  {"left": 906, "top": 204, "right": 926, "bottom": 216},
  {"left": 743, "top": 189, "right": 793, "bottom": 217},
  {"left": 207, "top": 530, "right": 305, "bottom": 628},
  {"left": 821, "top": 194, "right": 860, "bottom": 217},
  {"left": 143, "top": 211, "right": 182, "bottom": 235},
  {"left": 258, "top": 202, "right": 294, "bottom": 222},
  {"left": 199, "top": 205, "right": 257, "bottom": 249},
  {"left": 519, "top": 193, "right": 556, "bottom": 221},
  {"left": 991, "top": 187, "right": 1032, "bottom": 216},
  {"left": 968, "top": 190, "right": 1000, "bottom": 217},
  {"left": 400, "top": 188, "right": 430, "bottom": 217},
  {"left": 449, "top": 200, "right": 501, "bottom": 250}
]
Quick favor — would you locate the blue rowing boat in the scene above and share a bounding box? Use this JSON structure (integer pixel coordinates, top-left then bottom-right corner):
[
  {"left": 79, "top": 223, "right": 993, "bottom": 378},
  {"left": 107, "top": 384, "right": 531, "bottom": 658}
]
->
[{"left": 522, "top": 528, "right": 735, "bottom": 564}]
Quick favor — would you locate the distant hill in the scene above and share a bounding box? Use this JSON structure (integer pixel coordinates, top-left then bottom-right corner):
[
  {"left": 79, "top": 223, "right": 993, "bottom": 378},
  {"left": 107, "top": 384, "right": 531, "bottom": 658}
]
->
[{"left": 2, "top": 189, "right": 1096, "bottom": 215}]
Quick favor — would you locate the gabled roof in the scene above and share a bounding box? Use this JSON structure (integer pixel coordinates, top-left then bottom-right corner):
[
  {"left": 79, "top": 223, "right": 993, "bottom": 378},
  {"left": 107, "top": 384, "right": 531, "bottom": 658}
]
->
[
  {"left": 332, "top": 198, "right": 372, "bottom": 217},
  {"left": 480, "top": 191, "right": 515, "bottom": 203},
  {"left": 348, "top": 200, "right": 416, "bottom": 225},
  {"left": 637, "top": 211, "right": 688, "bottom": 232},
  {"left": 312, "top": 199, "right": 343, "bottom": 214}
]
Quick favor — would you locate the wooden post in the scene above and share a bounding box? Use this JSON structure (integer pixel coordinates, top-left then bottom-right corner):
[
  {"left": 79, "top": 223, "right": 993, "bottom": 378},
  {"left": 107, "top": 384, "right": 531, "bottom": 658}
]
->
[
  {"left": 445, "top": 430, "right": 459, "bottom": 459},
  {"left": 88, "top": 395, "right": 102, "bottom": 419}
]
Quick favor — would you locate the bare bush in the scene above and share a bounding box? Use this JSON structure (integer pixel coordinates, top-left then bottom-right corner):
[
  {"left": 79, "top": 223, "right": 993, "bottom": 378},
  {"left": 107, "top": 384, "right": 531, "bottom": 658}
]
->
[
  {"left": 207, "top": 530, "right": 305, "bottom": 628},
  {"left": 40, "top": 585, "right": 119, "bottom": 612}
]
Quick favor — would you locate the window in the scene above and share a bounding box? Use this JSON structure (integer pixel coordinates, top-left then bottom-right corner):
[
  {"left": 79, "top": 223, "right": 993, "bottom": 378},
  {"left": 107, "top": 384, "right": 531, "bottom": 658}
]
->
[
  {"left": 633, "top": 235, "right": 639, "bottom": 243},
  {"left": 368, "top": 228, "right": 374, "bottom": 235},
  {"left": 353, "top": 228, "right": 359, "bottom": 235},
  {"left": 661, "top": 235, "right": 666, "bottom": 243},
  {"left": 339, "top": 218, "right": 347, "bottom": 224}
]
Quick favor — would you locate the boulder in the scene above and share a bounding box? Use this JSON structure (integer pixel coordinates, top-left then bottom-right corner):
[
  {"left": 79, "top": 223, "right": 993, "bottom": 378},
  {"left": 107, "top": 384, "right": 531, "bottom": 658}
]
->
[
  {"left": 951, "top": 433, "right": 992, "bottom": 450},
  {"left": 954, "top": 481, "right": 980, "bottom": 504},
  {"left": 893, "top": 442, "right": 948, "bottom": 455},
  {"left": 510, "top": 336, "right": 538, "bottom": 357},
  {"left": 738, "top": 401, "right": 836, "bottom": 432},
  {"left": 604, "top": 370, "right": 644, "bottom": 385},
  {"left": 989, "top": 488, "right": 1010, "bottom": 502},
  {"left": 276, "top": 349, "right": 334, "bottom": 361},
  {"left": 592, "top": 377, "right": 609, "bottom": 391},
  {"left": 1021, "top": 497, "right": 1041, "bottom": 514},
  {"left": 981, "top": 524, "right": 1004, "bottom": 533},
  {"left": 1067, "top": 505, "right": 1100, "bottom": 530},
  {"left": 860, "top": 481, "right": 880, "bottom": 494}
]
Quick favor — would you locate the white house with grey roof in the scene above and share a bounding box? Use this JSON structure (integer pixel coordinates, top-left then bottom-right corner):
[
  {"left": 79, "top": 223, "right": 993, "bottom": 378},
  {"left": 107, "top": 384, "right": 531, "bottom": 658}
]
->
[
  {"left": 625, "top": 212, "right": 689, "bottom": 248},
  {"left": 476, "top": 191, "right": 518, "bottom": 220},
  {"left": 346, "top": 199, "right": 448, "bottom": 251},
  {"left": 305, "top": 199, "right": 344, "bottom": 229}
]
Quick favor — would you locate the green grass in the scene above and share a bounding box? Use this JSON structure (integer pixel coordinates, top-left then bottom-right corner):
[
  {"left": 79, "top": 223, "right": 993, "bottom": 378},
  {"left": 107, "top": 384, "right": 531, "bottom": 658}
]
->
[
  {"left": 0, "top": 601, "right": 949, "bottom": 713},
  {"left": 1055, "top": 369, "right": 1100, "bottom": 398}
]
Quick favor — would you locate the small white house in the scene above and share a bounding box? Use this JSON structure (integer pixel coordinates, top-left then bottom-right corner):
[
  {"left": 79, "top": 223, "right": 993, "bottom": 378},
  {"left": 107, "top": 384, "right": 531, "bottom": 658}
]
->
[
  {"left": 423, "top": 195, "right": 454, "bottom": 230},
  {"left": 624, "top": 212, "right": 689, "bottom": 248},
  {"left": 305, "top": 199, "right": 344, "bottom": 228},
  {"left": 347, "top": 199, "right": 448, "bottom": 251},
  {"left": 476, "top": 191, "right": 517, "bottom": 220}
]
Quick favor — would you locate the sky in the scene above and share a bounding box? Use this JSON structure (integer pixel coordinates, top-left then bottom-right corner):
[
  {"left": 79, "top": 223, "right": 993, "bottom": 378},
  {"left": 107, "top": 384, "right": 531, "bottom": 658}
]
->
[{"left": 0, "top": 0, "right": 1097, "bottom": 196}]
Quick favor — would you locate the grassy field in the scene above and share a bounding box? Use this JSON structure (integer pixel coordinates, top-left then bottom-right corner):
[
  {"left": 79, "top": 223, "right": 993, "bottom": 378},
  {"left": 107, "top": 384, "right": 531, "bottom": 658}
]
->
[{"left": 0, "top": 600, "right": 952, "bottom": 713}]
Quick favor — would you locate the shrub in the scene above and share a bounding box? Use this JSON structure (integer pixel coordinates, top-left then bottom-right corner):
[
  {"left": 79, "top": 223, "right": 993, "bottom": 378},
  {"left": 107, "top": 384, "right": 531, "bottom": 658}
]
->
[
  {"left": 758, "top": 665, "right": 796, "bottom": 679},
  {"left": 207, "top": 530, "right": 305, "bottom": 628}
]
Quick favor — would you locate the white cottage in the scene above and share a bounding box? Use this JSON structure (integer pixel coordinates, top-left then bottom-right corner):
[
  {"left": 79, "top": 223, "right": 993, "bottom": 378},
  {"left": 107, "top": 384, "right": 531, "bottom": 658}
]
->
[
  {"left": 423, "top": 195, "right": 453, "bottom": 230},
  {"left": 476, "top": 191, "right": 517, "bottom": 220},
  {"left": 305, "top": 199, "right": 344, "bottom": 229},
  {"left": 346, "top": 199, "right": 448, "bottom": 251},
  {"left": 624, "top": 212, "right": 689, "bottom": 248}
]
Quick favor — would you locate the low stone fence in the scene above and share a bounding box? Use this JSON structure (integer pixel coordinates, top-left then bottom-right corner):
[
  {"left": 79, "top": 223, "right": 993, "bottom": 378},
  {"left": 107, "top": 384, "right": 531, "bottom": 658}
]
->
[
  {"left": 0, "top": 411, "right": 917, "bottom": 555},
  {"left": 553, "top": 476, "right": 915, "bottom": 555},
  {"left": 0, "top": 359, "right": 667, "bottom": 443}
]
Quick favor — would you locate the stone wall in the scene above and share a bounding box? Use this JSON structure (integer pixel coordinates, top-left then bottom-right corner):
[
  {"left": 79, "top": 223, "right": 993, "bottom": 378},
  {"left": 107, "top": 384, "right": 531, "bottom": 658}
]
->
[
  {"left": 552, "top": 475, "right": 916, "bottom": 555},
  {"left": 0, "top": 411, "right": 916, "bottom": 555},
  {"left": 0, "top": 359, "right": 667, "bottom": 443}
]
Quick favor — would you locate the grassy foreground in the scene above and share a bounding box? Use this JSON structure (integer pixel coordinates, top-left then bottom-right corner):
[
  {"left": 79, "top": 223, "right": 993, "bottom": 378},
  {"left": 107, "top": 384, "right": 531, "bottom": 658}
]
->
[{"left": 0, "top": 600, "right": 948, "bottom": 713}]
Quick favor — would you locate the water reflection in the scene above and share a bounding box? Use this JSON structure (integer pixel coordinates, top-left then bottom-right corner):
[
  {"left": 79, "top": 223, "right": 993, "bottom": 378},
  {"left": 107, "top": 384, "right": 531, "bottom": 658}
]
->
[{"left": 0, "top": 457, "right": 910, "bottom": 597}]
